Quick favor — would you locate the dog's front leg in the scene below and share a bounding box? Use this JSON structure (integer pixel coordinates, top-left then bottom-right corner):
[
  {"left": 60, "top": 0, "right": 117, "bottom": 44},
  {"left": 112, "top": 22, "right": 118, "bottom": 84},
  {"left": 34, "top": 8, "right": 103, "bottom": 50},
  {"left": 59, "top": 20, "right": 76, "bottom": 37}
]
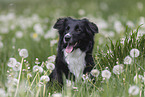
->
[
  {"left": 49, "top": 68, "right": 63, "bottom": 86},
  {"left": 83, "top": 54, "right": 95, "bottom": 74}
]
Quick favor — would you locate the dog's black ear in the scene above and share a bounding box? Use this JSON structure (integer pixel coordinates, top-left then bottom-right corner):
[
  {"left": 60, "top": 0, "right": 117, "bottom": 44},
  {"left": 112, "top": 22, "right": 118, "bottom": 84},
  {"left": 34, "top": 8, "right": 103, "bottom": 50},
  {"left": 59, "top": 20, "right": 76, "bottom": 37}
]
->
[
  {"left": 53, "top": 18, "right": 67, "bottom": 30},
  {"left": 83, "top": 18, "right": 99, "bottom": 35}
]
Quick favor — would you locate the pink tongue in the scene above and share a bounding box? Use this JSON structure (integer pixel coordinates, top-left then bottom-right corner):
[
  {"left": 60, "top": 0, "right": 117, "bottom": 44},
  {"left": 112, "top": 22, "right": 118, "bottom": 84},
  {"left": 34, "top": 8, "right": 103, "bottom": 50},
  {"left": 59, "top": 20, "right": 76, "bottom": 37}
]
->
[{"left": 66, "top": 45, "right": 73, "bottom": 53}]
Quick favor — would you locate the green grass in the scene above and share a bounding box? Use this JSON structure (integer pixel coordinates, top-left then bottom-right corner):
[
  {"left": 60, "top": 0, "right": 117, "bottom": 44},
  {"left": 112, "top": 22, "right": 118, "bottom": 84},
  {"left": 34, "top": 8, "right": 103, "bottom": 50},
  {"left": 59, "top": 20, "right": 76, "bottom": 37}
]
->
[{"left": 0, "top": 0, "right": 145, "bottom": 97}]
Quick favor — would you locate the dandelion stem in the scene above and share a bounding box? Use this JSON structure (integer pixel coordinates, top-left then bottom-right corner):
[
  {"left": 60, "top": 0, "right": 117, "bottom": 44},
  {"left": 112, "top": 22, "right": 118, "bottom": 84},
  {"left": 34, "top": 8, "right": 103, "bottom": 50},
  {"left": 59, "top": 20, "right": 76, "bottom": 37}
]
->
[
  {"left": 144, "top": 72, "right": 145, "bottom": 97},
  {"left": 43, "top": 84, "right": 46, "bottom": 97},
  {"left": 27, "top": 72, "right": 39, "bottom": 96},
  {"left": 30, "top": 72, "right": 39, "bottom": 88},
  {"left": 36, "top": 87, "right": 40, "bottom": 97},
  {"left": 14, "top": 57, "right": 24, "bottom": 97},
  {"left": 98, "top": 63, "right": 102, "bottom": 71},
  {"left": 88, "top": 79, "right": 101, "bottom": 92}
]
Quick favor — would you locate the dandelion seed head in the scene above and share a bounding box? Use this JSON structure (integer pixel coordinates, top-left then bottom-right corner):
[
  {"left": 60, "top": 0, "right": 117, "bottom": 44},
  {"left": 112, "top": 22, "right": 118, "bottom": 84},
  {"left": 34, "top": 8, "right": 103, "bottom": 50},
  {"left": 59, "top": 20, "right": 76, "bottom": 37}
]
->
[
  {"left": 101, "top": 70, "right": 111, "bottom": 79},
  {"left": 19, "top": 49, "right": 28, "bottom": 58},
  {"left": 130, "top": 48, "right": 140, "bottom": 58},
  {"left": 40, "top": 75, "right": 50, "bottom": 84},
  {"left": 134, "top": 74, "right": 144, "bottom": 83},
  {"left": 128, "top": 85, "right": 139, "bottom": 96},
  {"left": 91, "top": 69, "right": 100, "bottom": 77},
  {"left": 113, "top": 64, "right": 124, "bottom": 75},
  {"left": 52, "top": 93, "right": 62, "bottom": 97},
  {"left": 33, "top": 65, "right": 43, "bottom": 73},
  {"left": 48, "top": 55, "right": 56, "bottom": 63},
  {"left": 13, "top": 62, "right": 21, "bottom": 71},
  {"left": 27, "top": 73, "right": 32, "bottom": 78},
  {"left": 46, "top": 63, "right": 55, "bottom": 70},
  {"left": 7, "top": 58, "right": 17, "bottom": 67},
  {"left": 124, "top": 56, "right": 132, "bottom": 64}
]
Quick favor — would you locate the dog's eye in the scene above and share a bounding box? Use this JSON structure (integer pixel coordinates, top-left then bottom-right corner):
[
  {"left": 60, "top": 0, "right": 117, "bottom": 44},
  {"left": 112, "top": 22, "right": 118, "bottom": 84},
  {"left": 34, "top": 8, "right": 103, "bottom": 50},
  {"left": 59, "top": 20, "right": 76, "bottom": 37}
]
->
[
  {"left": 76, "top": 29, "right": 81, "bottom": 32},
  {"left": 66, "top": 26, "right": 70, "bottom": 31}
]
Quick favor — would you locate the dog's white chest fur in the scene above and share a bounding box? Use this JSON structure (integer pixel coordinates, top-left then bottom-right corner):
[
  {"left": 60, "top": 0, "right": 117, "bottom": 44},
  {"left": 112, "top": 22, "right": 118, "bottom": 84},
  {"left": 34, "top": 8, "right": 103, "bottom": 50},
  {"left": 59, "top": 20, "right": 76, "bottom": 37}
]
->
[{"left": 64, "top": 49, "right": 86, "bottom": 78}]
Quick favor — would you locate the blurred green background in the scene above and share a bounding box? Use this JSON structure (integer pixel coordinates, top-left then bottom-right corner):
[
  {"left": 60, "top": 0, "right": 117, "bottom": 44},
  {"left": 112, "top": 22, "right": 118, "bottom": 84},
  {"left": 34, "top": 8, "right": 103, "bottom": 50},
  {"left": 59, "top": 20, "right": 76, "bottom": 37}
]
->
[{"left": 0, "top": 0, "right": 145, "bottom": 19}]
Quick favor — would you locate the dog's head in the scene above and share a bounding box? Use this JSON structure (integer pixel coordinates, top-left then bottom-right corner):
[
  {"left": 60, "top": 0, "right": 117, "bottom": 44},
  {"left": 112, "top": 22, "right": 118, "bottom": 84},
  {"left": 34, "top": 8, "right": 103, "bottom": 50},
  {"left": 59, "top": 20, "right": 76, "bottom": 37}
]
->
[{"left": 53, "top": 17, "right": 98, "bottom": 53}]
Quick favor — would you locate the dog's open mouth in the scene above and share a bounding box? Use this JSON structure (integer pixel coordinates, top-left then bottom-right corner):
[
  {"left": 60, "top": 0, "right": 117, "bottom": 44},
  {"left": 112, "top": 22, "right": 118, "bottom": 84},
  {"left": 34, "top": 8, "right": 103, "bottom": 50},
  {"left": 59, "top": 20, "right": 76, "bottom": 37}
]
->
[{"left": 65, "top": 42, "right": 77, "bottom": 53}]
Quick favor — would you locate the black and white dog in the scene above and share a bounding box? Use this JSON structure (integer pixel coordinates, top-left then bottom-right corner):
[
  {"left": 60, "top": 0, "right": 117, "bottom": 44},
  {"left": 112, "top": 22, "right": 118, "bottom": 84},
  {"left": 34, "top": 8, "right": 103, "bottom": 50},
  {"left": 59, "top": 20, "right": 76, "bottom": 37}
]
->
[{"left": 50, "top": 17, "right": 98, "bottom": 86}]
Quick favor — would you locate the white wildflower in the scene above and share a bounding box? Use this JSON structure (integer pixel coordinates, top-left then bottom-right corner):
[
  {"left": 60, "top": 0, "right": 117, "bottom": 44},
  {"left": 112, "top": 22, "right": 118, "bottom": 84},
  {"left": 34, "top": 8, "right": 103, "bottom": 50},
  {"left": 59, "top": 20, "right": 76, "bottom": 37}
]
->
[
  {"left": 101, "top": 70, "right": 111, "bottom": 79},
  {"left": 44, "top": 28, "right": 57, "bottom": 39},
  {"left": 113, "top": 64, "right": 124, "bottom": 75},
  {"left": 114, "top": 20, "right": 124, "bottom": 33},
  {"left": 137, "top": 2, "right": 143, "bottom": 11},
  {"left": 91, "top": 69, "right": 100, "bottom": 77},
  {"left": 1, "top": 27, "right": 9, "bottom": 34},
  {"left": 15, "top": 31, "right": 23, "bottom": 38},
  {"left": 50, "top": 39, "right": 57, "bottom": 47},
  {"left": 48, "top": 55, "right": 56, "bottom": 63},
  {"left": 96, "top": 18, "right": 108, "bottom": 29},
  {"left": 0, "top": 36, "right": 2, "bottom": 40},
  {"left": 134, "top": 74, "right": 144, "bottom": 83},
  {"left": 0, "top": 88, "right": 7, "bottom": 97},
  {"left": 19, "top": 49, "right": 28, "bottom": 58},
  {"left": 13, "top": 62, "right": 21, "bottom": 71},
  {"left": 137, "top": 30, "right": 145, "bottom": 38},
  {"left": 7, "top": 58, "right": 17, "bottom": 67},
  {"left": 124, "top": 56, "right": 132, "bottom": 64},
  {"left": 12, "top": 78, "right": 19, "bottom": 86},
  {"left": 38, "top": 82, "right": 44, "bottom": 87},
  {"left": 35, "top": 61, "right": 41, "bottom": 65},
  {"left": 7, "top": 86, "right": 15, "bottom": 94},
  {"left": 0, "top": 41, "right": 3, "bottom": 48},
  {"left": 46, "top": 63, "right": 55, "bottom": 70},
  {"left": 82, "top": 74, "right": 89, "bottom": 81},
  {"left": 66, "top": 79, "right": 74, "bottom": 87},
  {"left": 126, "top": 21, "right": 134, "bottom": 28},
  {"left": 120, "top": 38, "right": 125, "bottom": 45},
  {"left": 33, "top": 23, "right": 44, "bottom": 36},
  {"left": 52, "top": 93, "right": 62, "bottom": 97},
  {"left": 100, "top": 2, "right": 108, "bottom": 11},
  {"left": 128, "top": 85, "right": 139, "bottom": 96},
  {"left": 35, "top": 58, "right": 41, "bottom": 64},
  {"left": 138, "top": 17, "right": 145, "bottom": 28},
  {"left": 33, "top": 65, "right": 43, "bottom": 73},
  {"left": 130, "top": 48, "right": 140, "bottom": 58},
  {"left": 27, "top": 73, "right": 32, "bottom": 78},
  {"left": 78, "top": 9, "right": 85, "bottom": 16},
  {"left": 40, "top": 75, "right": 50, "bottom": 84}
]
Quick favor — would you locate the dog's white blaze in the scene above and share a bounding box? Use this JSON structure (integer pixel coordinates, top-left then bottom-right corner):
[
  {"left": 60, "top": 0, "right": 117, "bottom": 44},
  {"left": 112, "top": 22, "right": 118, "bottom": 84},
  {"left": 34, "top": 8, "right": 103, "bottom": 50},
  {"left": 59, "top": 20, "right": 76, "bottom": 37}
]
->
[{"left": 64, "top": 49, "right": 86, "bottom": 78}]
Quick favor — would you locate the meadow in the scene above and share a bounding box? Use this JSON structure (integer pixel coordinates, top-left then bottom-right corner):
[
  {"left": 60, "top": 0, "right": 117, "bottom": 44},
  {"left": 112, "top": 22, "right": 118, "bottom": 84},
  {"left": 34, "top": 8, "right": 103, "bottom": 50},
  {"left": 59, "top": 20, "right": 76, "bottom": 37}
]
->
[{"left": 0, "top": 0, "right": 145, "bottom": 97}]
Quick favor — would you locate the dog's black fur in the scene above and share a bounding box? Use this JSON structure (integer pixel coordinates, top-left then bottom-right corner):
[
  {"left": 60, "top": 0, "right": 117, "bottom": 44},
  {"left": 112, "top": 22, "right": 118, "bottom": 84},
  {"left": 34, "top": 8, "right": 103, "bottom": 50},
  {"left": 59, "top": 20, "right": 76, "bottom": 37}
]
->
[{"left": 49, "top": 17, "right": 98, "bottom": 86}]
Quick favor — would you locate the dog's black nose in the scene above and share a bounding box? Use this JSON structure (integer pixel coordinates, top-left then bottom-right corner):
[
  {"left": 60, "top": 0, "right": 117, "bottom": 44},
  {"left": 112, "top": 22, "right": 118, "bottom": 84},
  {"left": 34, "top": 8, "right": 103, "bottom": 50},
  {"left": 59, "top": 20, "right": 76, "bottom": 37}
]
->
[{"left": 64, "top": 34, "right": 71, "bottom": 42}]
